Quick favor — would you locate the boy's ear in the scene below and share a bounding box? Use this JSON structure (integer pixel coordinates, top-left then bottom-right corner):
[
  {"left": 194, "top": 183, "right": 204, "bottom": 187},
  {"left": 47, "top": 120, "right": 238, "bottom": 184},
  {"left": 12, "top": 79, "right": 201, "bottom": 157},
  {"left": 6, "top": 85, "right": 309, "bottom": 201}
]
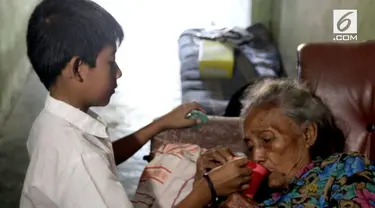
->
[{"left": 62, "top": 57, "right": 89, "bottom": 82}]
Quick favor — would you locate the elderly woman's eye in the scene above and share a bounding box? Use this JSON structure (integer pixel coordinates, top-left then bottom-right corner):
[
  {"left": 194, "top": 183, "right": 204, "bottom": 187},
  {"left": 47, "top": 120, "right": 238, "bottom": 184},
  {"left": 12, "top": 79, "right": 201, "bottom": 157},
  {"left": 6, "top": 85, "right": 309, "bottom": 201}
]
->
[
  {"left": 243, "top": 138, "right": 254, "bottom": 151},
  {"left": 259, "top": 131, "right": 274, "bottom": 143},
  {"left": 248, "top": 146, "right": 254, "bottom": 152},
  {"left": 262, "top": 137, "right": 274, "bottom": 143}
]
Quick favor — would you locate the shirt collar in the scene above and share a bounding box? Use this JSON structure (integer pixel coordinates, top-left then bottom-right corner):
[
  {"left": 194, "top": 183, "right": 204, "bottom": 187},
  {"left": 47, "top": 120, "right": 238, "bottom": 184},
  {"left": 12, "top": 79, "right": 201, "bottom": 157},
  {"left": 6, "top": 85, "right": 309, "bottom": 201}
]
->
[{"left": 44, "top": 94, "right": 109, "bottom": 139}]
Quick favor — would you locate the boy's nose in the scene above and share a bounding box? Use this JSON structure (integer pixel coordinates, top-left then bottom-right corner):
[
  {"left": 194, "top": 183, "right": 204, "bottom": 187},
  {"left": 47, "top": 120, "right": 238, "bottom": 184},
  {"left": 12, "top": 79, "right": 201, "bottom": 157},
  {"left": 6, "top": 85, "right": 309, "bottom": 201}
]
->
[{"left": 116, "top": 68, "right": 122, "bottom": 79}]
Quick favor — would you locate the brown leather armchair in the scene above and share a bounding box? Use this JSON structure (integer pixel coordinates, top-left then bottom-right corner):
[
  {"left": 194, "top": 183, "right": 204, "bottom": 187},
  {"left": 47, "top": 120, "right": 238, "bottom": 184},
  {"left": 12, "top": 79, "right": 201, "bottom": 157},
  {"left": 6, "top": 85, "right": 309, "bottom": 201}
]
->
[{"left": 297, "top": 42, "right": 375, "bottom": 160}]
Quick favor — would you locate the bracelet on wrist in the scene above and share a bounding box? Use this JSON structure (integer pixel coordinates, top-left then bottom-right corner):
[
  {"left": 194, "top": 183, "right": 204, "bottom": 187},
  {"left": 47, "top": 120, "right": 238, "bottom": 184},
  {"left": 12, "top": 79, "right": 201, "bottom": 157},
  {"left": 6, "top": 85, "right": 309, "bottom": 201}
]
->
[{"left": 203, "top": 172, "right": 219, "bottom": 207}]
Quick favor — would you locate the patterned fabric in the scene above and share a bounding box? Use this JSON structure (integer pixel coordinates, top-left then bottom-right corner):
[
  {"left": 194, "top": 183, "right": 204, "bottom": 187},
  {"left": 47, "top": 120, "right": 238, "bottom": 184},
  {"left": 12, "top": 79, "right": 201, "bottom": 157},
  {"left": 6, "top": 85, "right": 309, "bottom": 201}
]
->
[{"left": 259, "top": 152, "right": 375, "bottom": 207}]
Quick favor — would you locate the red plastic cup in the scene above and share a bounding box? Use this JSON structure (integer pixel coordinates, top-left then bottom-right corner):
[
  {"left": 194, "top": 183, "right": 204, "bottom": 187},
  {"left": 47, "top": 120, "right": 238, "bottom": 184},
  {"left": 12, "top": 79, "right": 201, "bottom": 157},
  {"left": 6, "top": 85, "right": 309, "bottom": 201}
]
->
[{"left": 243, "top": 161, "right": 268, "bottom": 198}]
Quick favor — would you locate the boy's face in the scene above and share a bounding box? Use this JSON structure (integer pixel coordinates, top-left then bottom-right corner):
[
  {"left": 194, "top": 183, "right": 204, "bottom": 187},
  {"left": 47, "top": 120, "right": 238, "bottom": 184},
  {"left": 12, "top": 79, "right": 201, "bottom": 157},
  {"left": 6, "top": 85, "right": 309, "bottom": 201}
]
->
[{"left": 84, "top": 45, "right": 122, "bottom": 106}]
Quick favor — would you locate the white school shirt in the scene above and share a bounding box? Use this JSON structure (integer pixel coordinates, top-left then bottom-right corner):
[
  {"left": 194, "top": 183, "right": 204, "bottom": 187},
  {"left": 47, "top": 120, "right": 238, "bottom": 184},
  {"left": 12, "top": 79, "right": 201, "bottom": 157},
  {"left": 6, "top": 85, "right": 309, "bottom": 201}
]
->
[{"left": 20, "top": 95, "right": 134, "bottom": 208}]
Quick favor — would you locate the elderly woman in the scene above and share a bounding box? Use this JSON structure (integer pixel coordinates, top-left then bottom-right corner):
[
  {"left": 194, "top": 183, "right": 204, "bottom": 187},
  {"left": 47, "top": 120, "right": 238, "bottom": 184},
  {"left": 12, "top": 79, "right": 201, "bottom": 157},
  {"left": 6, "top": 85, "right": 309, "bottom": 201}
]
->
[{"left": 195, "top": 79, "right": 375, "bottom": 207}]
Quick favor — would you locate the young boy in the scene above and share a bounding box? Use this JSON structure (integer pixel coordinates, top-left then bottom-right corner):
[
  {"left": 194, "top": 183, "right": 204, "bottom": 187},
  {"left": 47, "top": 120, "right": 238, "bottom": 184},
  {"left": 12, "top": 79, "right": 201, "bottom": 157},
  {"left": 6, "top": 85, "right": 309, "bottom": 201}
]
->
[{"left": 20, "top": 0, "right": 207, "bottom": 207}]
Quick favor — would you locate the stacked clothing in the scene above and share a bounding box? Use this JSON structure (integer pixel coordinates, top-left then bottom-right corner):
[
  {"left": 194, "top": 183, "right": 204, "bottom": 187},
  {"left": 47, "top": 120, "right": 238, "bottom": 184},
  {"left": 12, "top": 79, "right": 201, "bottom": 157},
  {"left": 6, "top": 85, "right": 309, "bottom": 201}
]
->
[{"left": 179, "top": 23, "right": 286, "bottom": 115}]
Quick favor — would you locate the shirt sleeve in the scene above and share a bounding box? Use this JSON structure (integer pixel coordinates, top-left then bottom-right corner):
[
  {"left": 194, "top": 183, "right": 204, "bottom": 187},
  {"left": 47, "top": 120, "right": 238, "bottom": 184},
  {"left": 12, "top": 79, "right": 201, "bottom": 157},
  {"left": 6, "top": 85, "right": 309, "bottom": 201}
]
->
[
  {"left": 329, "top": 153, "right": 375, "bottom": 207},
  {"left": 59, "top": 153, "right": 134, "bottom": 208}
]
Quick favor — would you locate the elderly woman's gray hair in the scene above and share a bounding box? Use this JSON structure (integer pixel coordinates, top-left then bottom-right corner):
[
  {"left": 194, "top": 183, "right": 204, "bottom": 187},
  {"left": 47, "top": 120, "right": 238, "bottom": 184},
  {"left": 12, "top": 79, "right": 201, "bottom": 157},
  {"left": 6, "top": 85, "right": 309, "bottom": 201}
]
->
[{"left": 240, "top": 78, "right": 346, "bottom": 160}]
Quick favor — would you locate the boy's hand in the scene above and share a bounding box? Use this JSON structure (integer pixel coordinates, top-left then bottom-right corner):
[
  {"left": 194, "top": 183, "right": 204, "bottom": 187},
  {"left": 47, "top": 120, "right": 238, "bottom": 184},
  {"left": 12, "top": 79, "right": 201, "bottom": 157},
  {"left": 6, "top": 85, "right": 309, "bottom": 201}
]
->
[{"left": 156, "top": 102, "right": 206, "bottom": 130}]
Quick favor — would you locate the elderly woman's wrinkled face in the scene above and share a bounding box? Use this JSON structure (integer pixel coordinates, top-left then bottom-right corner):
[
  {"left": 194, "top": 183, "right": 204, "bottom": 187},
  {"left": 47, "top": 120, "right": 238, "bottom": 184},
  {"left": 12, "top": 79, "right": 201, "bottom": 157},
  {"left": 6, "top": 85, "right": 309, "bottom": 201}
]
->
[{"left": 243, "top": 107, "right": 316, "bottom": 189}]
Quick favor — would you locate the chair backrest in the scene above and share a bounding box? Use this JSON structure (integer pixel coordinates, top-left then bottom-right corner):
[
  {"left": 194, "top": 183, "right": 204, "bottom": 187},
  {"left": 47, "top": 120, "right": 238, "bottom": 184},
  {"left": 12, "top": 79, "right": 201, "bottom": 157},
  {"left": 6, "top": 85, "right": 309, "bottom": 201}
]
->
[{"left": 297, "top": 42, "right": 375, "bottom": 160}]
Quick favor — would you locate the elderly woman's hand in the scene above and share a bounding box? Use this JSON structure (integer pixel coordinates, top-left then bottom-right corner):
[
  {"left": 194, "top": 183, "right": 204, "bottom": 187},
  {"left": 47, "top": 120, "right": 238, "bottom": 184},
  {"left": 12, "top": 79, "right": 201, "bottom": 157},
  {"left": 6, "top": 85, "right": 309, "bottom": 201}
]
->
[
  {"left": 194, "top": 147, "right": 236, "bottom": 186},
  {"left": 219, "top": 193, "right": 258, "bottom": 208},
  {"left": 176, "top": 158, "right": 252, "bottom": 208}
]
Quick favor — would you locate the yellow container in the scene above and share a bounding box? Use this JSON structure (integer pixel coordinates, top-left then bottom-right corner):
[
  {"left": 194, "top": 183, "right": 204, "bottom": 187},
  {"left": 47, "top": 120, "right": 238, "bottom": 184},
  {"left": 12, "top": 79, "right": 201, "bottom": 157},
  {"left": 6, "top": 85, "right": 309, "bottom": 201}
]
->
[{"left": 198, "top": 39, "right": 234, "bottom": 79}]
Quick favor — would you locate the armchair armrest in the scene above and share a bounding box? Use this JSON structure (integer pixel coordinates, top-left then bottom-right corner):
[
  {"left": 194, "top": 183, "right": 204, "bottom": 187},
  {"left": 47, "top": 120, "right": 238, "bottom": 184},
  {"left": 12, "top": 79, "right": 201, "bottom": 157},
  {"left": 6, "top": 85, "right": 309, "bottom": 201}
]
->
[{"left": 151, "top": 116, "right": 245, "bottom": 154}]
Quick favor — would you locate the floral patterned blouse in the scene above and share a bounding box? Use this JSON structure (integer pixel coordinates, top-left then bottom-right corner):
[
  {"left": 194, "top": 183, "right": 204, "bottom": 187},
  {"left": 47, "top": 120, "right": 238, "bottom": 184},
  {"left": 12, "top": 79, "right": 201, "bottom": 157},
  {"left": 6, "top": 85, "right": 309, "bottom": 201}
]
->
[{"left": 259, "top": 152, "right": 375, "bottom": 207}]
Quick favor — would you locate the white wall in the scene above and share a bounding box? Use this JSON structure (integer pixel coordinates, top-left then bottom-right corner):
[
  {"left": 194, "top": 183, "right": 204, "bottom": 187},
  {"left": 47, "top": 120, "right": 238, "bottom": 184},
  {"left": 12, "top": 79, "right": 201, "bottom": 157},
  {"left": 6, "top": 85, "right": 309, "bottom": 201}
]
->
[
  {"left": 0, "top": 0, "right": 40, "bottom": 129},
  {"left": 93, "top": 0, "right": 252, "bottom": 136}
]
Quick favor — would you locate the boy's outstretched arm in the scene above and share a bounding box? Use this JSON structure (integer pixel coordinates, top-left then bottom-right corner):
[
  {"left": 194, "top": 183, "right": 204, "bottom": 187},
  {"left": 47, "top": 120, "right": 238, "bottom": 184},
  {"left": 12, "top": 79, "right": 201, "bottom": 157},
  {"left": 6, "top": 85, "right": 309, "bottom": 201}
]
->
[{"left": 112, "top": 102, "right": 205, "bottom": 165}]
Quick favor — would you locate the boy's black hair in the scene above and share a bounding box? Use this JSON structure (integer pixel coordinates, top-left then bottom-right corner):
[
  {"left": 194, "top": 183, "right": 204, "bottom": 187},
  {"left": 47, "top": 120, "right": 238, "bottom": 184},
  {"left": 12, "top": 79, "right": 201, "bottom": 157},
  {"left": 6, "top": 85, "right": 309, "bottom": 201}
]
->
[{"left": 26, "top": 0, "right": 124, "bottom": 89}]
